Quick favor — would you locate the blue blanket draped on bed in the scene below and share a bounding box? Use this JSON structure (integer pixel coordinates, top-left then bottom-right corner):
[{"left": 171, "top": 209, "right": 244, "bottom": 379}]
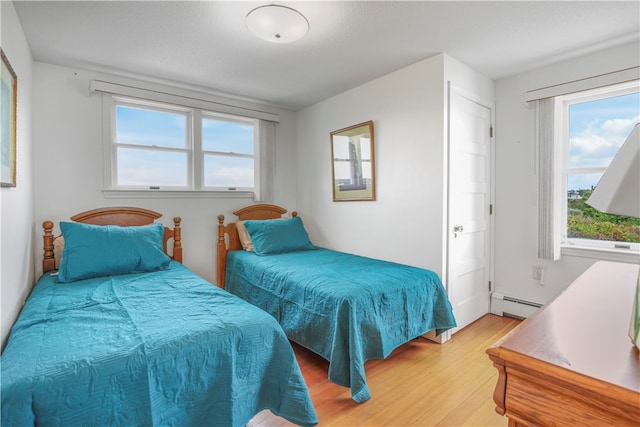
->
[
  {"left": 225, "top": 248, "right": 457, "bottom": 403},
  {"left": 1, "top": 261, "right": 317, "bottom": 427}
]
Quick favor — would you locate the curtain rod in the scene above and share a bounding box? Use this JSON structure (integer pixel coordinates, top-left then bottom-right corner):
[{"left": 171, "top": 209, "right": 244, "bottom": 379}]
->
[
  {"left": 89, "top": 80, "right": 280, "bottom": 123},
  {"left": 525, "top": 66, "right": 640, "bottom": 102}
]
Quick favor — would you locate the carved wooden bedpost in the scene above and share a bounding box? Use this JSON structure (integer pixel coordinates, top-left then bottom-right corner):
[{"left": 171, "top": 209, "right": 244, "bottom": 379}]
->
[
  {"left": 172, "top": 217, "right": 182, "bottom": 263},
  {"left": 217, "top": 215, "right": 226, "bottom": 288},
  {"left": 43, "top": 221, "right": 56, "bottom": 273}
]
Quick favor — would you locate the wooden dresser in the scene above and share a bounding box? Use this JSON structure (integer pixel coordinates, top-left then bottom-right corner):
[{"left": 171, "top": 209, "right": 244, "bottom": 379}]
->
[{"left": 487, "top": 261, "right": 640, "bottom": 427}]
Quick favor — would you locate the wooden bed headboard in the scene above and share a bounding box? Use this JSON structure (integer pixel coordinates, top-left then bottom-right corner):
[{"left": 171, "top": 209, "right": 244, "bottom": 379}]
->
[
  {"left": 43, "top": 207, "right": 182, "bottom": 273},
  {"left": 217, "top": 204, "right": 295, "bottom": 288}
]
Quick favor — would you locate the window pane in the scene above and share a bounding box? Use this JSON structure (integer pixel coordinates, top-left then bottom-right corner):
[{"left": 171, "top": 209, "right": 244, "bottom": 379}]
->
[
  {"left": 360, "top": 138, "right": 371, "bottom": 160},
  {"left": 333, "top": 136, "right": 350, "bottom": 159},
  {"left": 116, "top": 105, "right": 186, "bottom": 149},
  {"left": 117, "top": 147, "right": 187, "bottom": 186},
  {"left": 567, "top": 172, "right": 602, "bottom": 195},
  {"left": 202, "top": 118, "right": 254, "bottom": 155},
  {"left": 567, "top": 170, "right": 639, "bottom": 244},
  {"left": 568, "top": 92, "right": 640, "bottom": 168},
  {"left": 334, "top": 161, "right": 350, "bottom": 181},
  {"left": 361, "top": 160, "right": 372, "bottom": 180},
  {"left": 566, "top": 90, "right": 640, "bottom": 245},
  {"left": 204, "top": 155, "right": 254, "bottom": 188}
]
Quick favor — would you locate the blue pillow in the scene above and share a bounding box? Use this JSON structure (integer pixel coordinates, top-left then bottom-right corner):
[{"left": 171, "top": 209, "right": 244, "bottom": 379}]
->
[
  {"left": 243, "top": 217, "right": 315, "bottom": 255},
  {"left": 58, "top": 221, "right": 170, "bottom": 283}
]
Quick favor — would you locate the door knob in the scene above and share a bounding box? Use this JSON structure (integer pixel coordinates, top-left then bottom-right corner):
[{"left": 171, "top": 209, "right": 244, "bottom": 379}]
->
[{"left": 453, "top": 225, "right": 463, "bottom": 238}]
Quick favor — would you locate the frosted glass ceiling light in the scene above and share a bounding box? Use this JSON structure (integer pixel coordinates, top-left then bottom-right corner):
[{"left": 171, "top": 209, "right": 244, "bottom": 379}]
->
[{"left": 246, "top": 4, "right": 309, "bottom": 44}]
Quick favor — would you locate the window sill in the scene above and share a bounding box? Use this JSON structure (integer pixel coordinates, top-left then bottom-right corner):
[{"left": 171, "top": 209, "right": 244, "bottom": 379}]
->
[
  {"left": 102, "top": 189, "right": 255, "bottom": 199},
  {"left": 561, "top": 245, "right": 640, "bottom": 264}
]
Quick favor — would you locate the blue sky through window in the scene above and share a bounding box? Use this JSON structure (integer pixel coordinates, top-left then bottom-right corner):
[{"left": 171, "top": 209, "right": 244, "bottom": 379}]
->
[
  {"left": 568, "top": 92, "right": 639, "bottom": 191},
  {"left": 202, "top": 118, "right": 253, "bottom": 154},
  {"left": 116, "top": 105, "right": 186, "bottom": 149},
  {"left": 115, "top": 103, "right": 255, "bottom": 188}
]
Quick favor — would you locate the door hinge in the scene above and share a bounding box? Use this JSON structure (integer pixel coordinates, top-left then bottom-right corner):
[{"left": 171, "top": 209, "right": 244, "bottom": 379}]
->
[
  {"left": 489, "top": 125, "right": 494, "bottom": 138},
  {"left": 488, "top": 280, "right": 492, "bottom": 291},
  {"left": 489, "top": 204, "right": 493, "bottom": 215}
]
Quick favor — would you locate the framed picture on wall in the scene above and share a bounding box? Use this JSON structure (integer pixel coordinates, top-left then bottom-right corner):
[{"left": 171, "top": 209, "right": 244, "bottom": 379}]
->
[
  {"left": 1, "top": 48, "right": 17, "bottom": 187},
  {"left": 330, "top": 121, "right": 376, "bottom": 201}
]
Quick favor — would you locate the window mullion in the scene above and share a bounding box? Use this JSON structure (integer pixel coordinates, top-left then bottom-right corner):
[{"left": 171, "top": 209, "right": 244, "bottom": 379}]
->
[
  {"left": 193, "top": 110, "right": 203, "bottom": 190},
  {"left": 567, "top": 167, "right": 606, "bottom": 175},
  {"left": 115, "top": 143, "right": 188, "bottom": 154},
  {"left": 203, "top": 150, "right": 254, "bottom": 159},
  {"left": 189, "top": 110, "right": 199, "bottom": 190}
]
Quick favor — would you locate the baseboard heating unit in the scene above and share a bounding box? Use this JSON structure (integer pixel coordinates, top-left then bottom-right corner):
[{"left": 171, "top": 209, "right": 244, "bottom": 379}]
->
[{"left": 490, "top": 293, "right": 544, "bottom": 320}]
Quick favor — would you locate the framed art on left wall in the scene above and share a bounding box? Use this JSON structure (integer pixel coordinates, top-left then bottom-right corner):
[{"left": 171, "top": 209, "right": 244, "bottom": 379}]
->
[{"left": 1, "top": 48, "right": 17, "bottom": 187}]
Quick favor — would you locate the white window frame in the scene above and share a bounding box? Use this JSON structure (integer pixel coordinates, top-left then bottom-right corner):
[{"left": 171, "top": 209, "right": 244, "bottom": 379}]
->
[
  {"left": 557, "top": 81, "right": 640, "bottom": 262},
  {"left": 200, "top": 111, "right": 257, "bottom": 192},
  {"left": 102, "top": 95, "right": 258, "bottom": 198},
  {"left": 109, "top": 97, "right": 194, "bottom": 191}
]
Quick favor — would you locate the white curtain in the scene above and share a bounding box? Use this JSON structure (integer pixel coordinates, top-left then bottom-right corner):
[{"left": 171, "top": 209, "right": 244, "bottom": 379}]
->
[
  {"left": 536, "top": 98, "right": 561, "bottom": 260},
  {"left": 255, "top": 120, "right": 276, "bottom": 202}
]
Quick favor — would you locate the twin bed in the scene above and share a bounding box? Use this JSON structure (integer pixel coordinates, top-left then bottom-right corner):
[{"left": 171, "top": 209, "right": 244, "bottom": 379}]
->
[
  {"left": 2, "top": 203, "right": 456, "bottom": 425},
  {"left": 217, "top": 204, "right": 457, "bottom": 403},
  {"left": 1, "top": 207, "right": 317, "bottom": 427}
]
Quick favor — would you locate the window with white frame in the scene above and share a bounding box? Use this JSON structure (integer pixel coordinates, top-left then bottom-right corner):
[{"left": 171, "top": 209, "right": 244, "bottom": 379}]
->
[
  {"left": 107, "top": 96, "right": 257, "bottom": 192},
  {"left": 559, "top": 82, "right": 639, "bottom": 253},
  {"left": 201, "top": 113, "right": 256, "bottom": 189}
]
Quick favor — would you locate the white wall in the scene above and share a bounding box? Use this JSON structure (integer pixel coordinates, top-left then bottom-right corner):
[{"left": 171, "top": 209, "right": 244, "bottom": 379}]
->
[
  {"left": 493, "top": 41, "right": 640, "bottom": 306},
  {"left": 31, "top": 62, "right": 299, "bottom": 284},
  {"left": 6, "top": 11, "right": 635, "bottom": 353},
  {"left": 295, "top": 53, "right": 494, "bottom": 282},
  {"left": 1, "top": 0, "right": 35, "bottom": 349}
]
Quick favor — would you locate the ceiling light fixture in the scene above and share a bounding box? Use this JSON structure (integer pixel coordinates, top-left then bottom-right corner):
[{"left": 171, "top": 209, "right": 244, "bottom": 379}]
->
[{"left": 246, "top": 4, "right": 309, "bottom": 44}]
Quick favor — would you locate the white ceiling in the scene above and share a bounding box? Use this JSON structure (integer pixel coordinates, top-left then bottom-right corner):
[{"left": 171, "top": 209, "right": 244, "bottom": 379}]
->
[{"left": 13, "top": 0, "right": 640, "bottom": 110}]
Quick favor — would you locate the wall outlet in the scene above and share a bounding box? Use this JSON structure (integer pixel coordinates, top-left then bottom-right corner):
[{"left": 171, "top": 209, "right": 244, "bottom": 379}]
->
[{"left": 532, "top": 265, "right": 544, "bottom": 281}]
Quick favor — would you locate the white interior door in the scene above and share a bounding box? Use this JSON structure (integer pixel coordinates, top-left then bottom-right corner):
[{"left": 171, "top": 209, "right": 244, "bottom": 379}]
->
[{"left": 447, "top": 85, "right": 493, "bottom": 333}]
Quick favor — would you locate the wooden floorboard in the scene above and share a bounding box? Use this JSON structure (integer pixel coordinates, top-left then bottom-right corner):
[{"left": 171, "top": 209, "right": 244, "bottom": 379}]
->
[{"left": 248, "top": 314, "right": 520, "bottom": 426}]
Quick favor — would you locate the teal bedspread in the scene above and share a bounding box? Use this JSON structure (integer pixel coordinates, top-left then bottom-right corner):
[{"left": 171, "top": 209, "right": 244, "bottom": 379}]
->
[
  {"left": 1, "top": 261, "right": 317, "bottom": 427},
  {"left": 225, "top": 249, "right": 457, "bottom": 403}
]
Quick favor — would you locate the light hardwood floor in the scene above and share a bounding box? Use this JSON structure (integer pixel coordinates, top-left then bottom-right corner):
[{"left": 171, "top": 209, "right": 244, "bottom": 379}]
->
[{"left": 248, "top": 314, "right": 520, "bottom": 426}]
